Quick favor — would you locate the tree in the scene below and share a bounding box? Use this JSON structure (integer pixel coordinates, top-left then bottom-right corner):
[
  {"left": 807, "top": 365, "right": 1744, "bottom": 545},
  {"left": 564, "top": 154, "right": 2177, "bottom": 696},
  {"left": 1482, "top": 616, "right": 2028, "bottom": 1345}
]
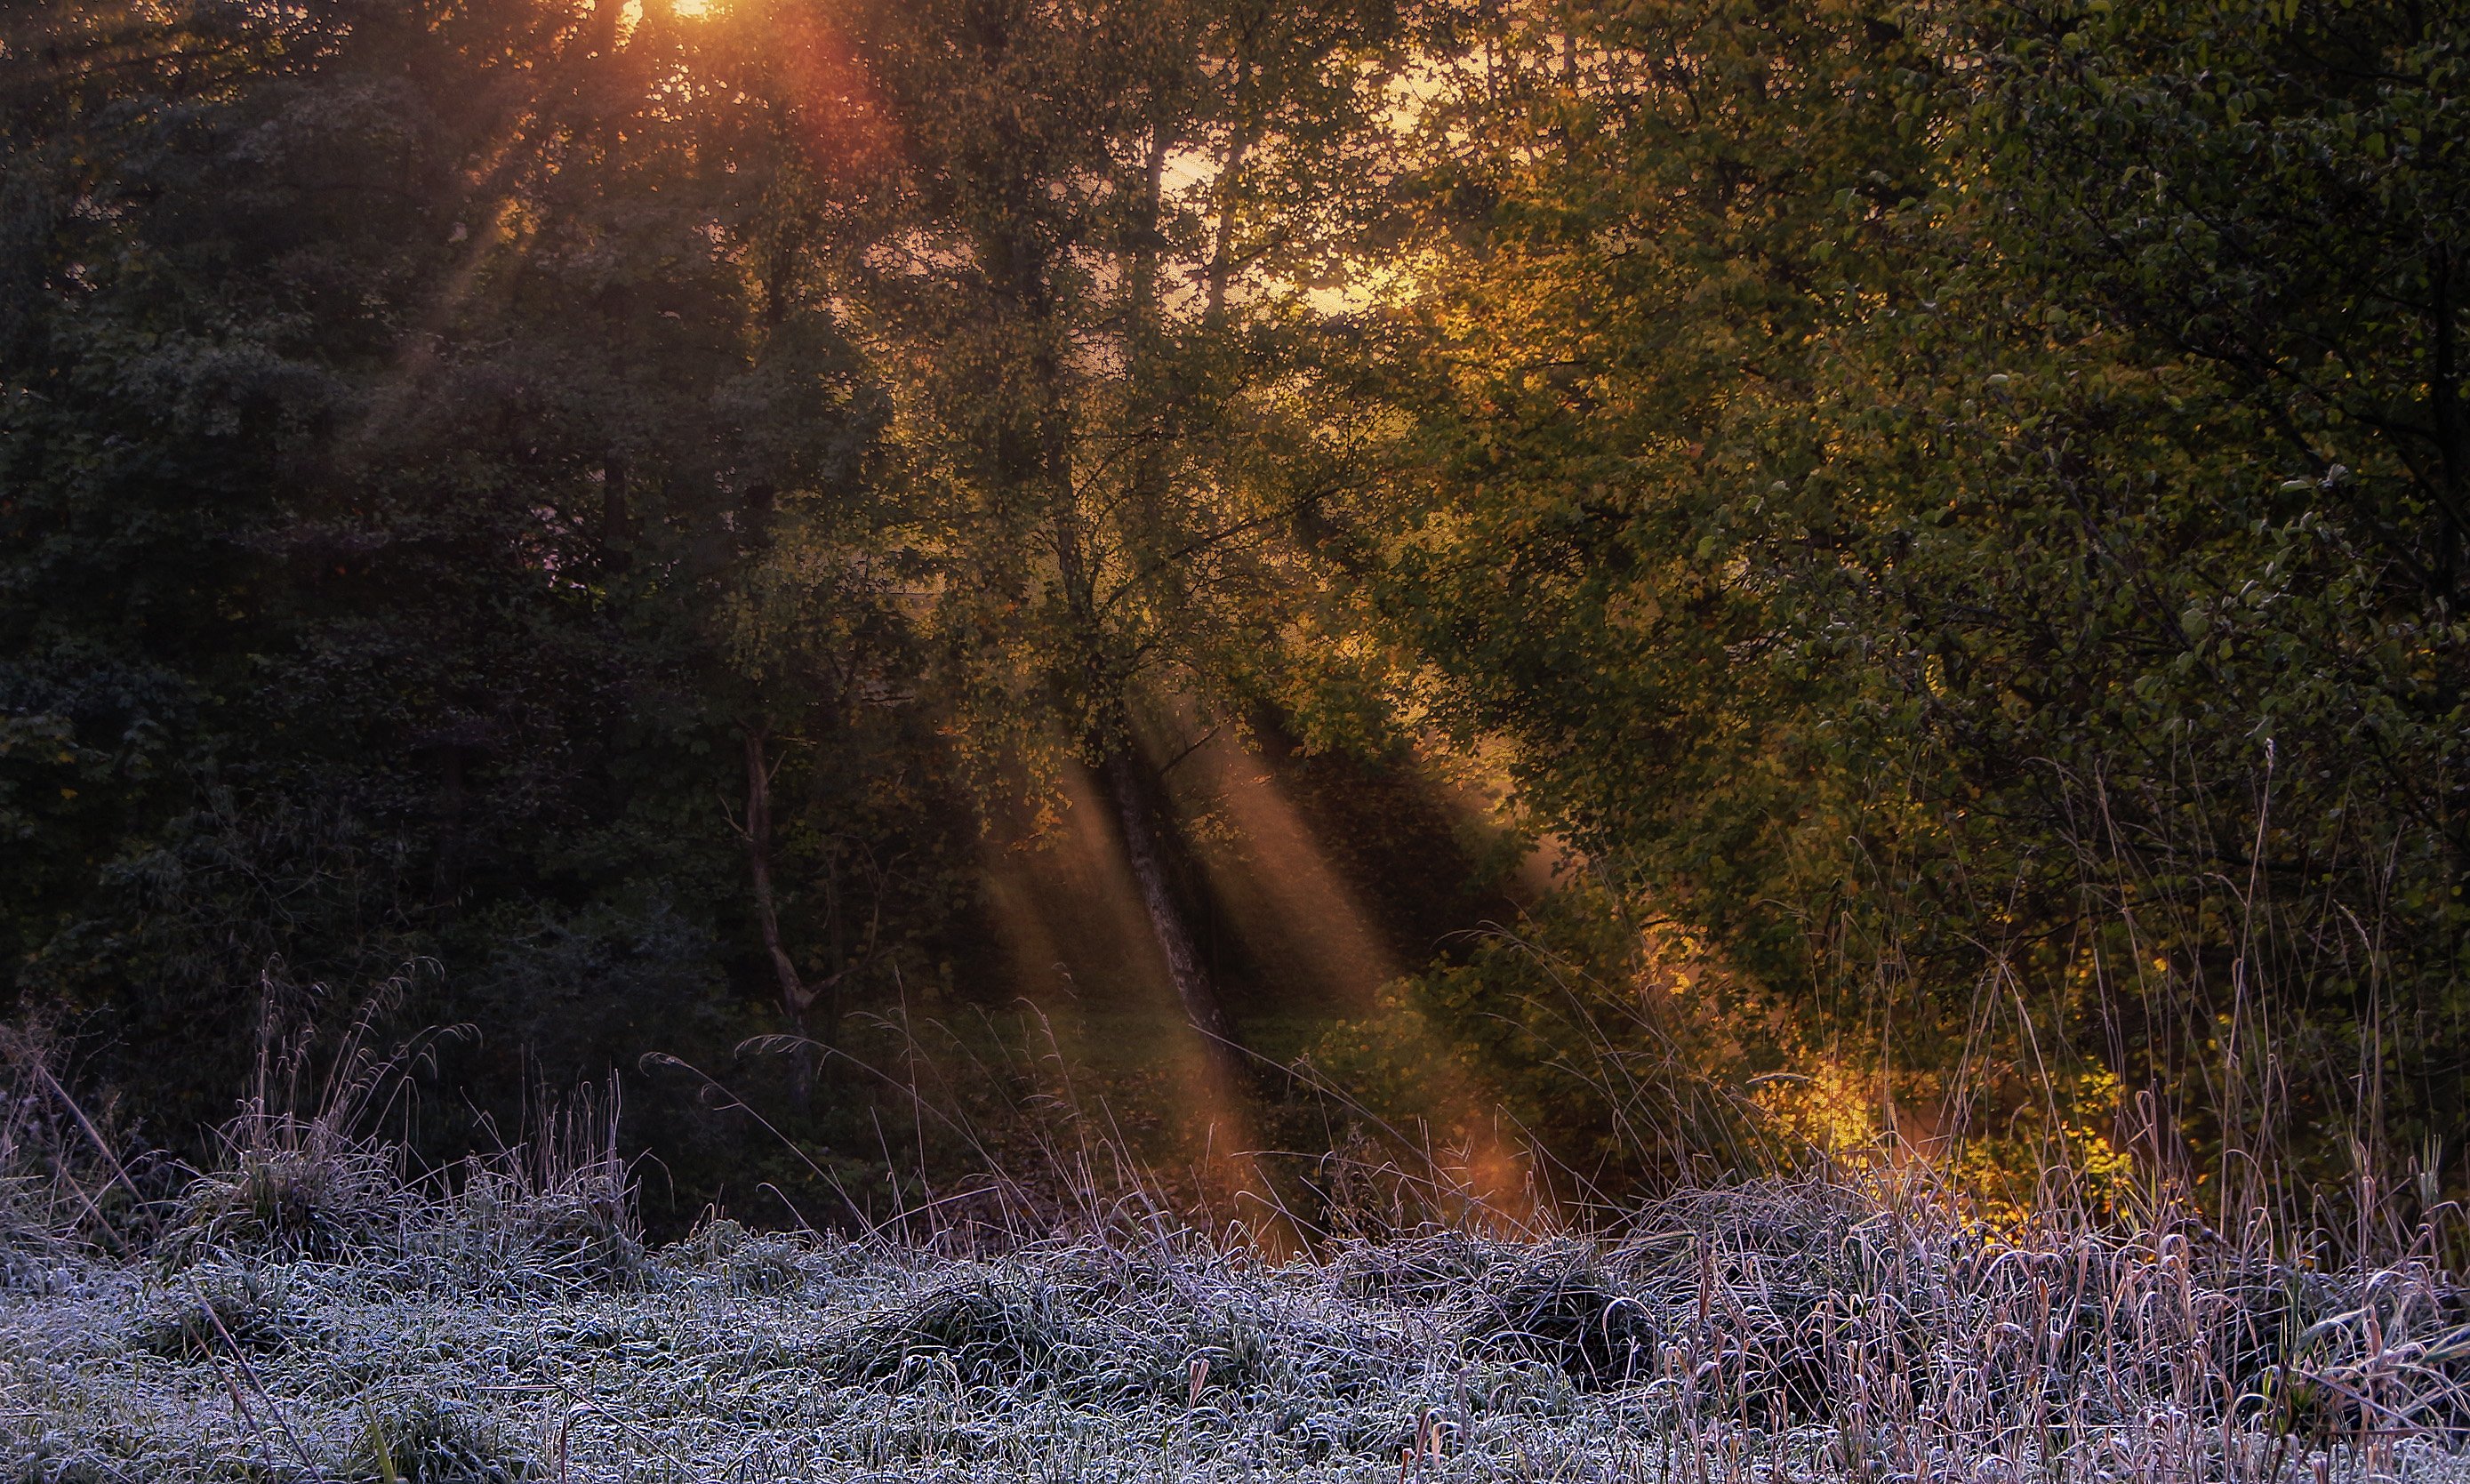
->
[
  {"left": 1375, "top": 0, "right": 2470, "bottom": 1206},
  {"left": 824, "top": 0, "right": 1407, "bottom": 1054},
  {"left": 0, "top": 0, "right": 958, "bottom": 1200}
]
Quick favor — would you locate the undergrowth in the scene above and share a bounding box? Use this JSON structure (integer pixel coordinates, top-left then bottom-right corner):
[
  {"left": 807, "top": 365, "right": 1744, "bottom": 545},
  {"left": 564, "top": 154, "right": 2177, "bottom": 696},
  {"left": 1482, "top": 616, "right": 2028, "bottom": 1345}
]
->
[{"left": 3, "top": 1027, "right": 2468, "bottom": 1481}]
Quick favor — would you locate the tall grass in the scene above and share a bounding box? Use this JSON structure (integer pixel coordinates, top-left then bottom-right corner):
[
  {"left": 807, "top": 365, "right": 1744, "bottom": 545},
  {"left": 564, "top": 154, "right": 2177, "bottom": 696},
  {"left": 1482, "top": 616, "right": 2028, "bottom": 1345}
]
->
[{"left": 2, "top": 951, "right": 2466, "bottom": 1480}]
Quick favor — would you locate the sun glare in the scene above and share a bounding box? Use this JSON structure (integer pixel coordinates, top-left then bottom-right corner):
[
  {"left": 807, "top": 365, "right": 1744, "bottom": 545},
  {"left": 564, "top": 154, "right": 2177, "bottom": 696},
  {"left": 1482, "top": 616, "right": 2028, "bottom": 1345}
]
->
[{"left": 620, "top": 0, "right": 712, "bottom": 29}]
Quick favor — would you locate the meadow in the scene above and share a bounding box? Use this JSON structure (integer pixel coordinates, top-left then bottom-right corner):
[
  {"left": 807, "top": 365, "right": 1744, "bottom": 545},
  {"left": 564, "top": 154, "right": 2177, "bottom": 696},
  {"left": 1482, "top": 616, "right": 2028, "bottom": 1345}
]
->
[{"left": 4, "top": 1059, "right": 2467, "bottom": 1484}]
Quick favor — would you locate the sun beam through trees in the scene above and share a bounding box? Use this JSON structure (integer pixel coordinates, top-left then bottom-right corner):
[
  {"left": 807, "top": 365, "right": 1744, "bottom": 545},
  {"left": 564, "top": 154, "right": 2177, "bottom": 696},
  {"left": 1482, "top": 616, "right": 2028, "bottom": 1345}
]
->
[{"left": 4, "top": 0, "right": 2467, "bottom": 1247}]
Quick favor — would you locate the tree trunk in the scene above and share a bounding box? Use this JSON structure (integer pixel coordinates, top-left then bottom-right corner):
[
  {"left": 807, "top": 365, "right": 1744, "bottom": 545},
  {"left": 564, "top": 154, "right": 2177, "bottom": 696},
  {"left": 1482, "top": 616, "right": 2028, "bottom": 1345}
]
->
[
  {"left": 1204, "top": 65, "right": 1255, "bottom": 330},
  {"left": 583, "top": 0, "right": 625, "bottom": 56},
  {"left": 2429, "top": 244, "right": 2466, "bottom": 596},
  {"left": 984, "top": 128, "right": 1236, "bottom": 1073},
  {"left": 742, "top": 725, "right": 822, "bottom": 1112},
  {"left": 430, "top": 744, "right": 466, "bottom": 910},
  {"left": 1099, "top": 734, "right": 1232, "bottom": 1053},
  {"left": 599, "top": 452, "right": 630, "bottom": 571}
]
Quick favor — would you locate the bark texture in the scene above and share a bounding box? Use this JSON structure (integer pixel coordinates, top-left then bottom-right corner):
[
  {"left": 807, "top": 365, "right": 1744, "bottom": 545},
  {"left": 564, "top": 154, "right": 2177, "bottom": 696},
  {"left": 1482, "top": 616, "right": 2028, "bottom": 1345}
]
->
[{"left": 1103, "top": 747, "right": 1232, "bottom": 1052}]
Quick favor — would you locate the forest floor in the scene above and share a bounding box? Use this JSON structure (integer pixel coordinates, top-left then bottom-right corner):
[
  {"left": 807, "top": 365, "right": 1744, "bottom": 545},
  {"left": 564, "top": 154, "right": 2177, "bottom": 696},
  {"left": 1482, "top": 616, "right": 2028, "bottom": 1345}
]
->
[{"left": 5, "top": 1181, "right": 2470, "bottom": 1483}]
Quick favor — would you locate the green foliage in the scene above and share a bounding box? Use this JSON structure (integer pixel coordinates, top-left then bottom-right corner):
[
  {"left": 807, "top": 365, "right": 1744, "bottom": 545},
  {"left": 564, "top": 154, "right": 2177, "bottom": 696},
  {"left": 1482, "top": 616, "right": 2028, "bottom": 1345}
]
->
[
  {"left": 7, "top": 0, "right": 2463, "bottom": 1228},
  {"left": 834, "top": 0, "right": 1409, "bottom": 789},
  {"left": 0, "top": 0, "right": 963, "bottom": 1207},
  {"left": 1312, "top": 877, "right": 1777, "bottom": 1190},
  {"left": 1377, "top": 0, "right": 2470, "bottom": 1207}
]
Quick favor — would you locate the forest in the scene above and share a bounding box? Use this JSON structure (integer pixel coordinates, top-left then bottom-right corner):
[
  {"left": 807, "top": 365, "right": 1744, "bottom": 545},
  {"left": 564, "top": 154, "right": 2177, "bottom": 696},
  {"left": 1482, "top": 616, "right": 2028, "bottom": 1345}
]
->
[
  {"left": 4, "top": 0, "right": 2466, "bottom": 1250},
  {"left": 11, "top": 3, "right": 2470, "bottom": 1480}
]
